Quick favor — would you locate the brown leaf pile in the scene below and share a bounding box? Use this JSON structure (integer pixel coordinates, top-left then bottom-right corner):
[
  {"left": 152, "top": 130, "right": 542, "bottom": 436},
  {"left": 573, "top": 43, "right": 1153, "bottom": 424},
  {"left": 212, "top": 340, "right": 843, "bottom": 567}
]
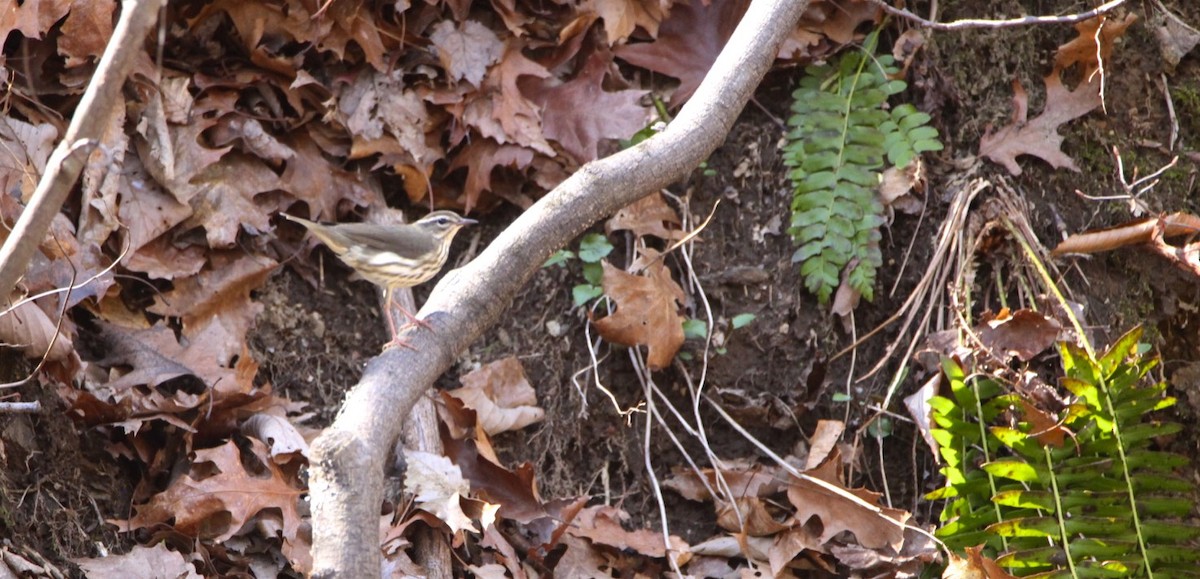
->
[{"left": 0, "top": 0, "right": 883, "bottom": 574}]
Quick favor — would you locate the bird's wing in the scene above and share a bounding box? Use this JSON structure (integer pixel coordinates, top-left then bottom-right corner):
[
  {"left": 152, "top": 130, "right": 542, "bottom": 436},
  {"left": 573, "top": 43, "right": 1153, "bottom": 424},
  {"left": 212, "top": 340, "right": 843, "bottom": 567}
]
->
[{"left": 334, "top": 223, "right": 438, "bottom": 259}]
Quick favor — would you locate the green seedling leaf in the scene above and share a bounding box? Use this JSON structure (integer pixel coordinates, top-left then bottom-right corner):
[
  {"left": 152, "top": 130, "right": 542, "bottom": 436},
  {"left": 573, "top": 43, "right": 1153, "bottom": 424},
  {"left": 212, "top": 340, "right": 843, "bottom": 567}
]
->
[
  {"left": 578, "top": 234, "right": 614, "bottom": 263},
  {"left": 867, "top": 417, "right": 892, "bottom": 438},
  {"left": 682, "top": 319, "right": 707, "bottom": 340},
  {"left": 582, "top": 262, "right": 604, "bottom": 285},
  {"left": 572, "top": 284, "right": 603, "bottom": 306},
  {"left": 730, "top": 313, "right": 756, "bottom": 330},
  {"left": 831, "top": 392, "right": 852, "bottom": 403},
  {"left": 543, "top": 249, "right": 575, "bottom": 268}
]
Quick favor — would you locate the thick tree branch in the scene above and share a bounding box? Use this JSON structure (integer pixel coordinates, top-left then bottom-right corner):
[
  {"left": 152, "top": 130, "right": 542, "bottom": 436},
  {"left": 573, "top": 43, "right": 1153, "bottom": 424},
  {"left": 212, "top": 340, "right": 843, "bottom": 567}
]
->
[
  {"left": 0, "top": 0, "right": 165, "bottom": 298},
  {"left": 308, "top": 0, "right": 812, "bottom": 574}
]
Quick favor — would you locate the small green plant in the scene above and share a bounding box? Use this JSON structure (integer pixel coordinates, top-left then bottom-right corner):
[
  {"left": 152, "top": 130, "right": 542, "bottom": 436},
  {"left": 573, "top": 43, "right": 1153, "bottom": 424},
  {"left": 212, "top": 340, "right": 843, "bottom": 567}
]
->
[
  {"left": 928, "top": 327, "right": 1200, "bottom": 576},
  {"left": 543, "top": 233, "right": 614, "bottom": 306},
  {"left": 782, "top": 31, "right": 942, "bottom": 303}
]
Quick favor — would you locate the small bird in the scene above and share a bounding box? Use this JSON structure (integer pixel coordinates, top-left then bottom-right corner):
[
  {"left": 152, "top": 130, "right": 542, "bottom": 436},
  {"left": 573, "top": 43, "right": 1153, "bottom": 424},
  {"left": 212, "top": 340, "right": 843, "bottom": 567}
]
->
[{"left": 282, "top": 210, "right": 477, "bottom": 348}]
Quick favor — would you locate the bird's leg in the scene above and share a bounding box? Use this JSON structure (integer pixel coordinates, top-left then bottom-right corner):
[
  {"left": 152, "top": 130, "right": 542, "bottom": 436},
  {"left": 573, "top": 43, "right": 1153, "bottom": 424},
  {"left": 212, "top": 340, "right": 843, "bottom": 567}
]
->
[
  {"left": 386, "top": 287, "right": 435, "bottom": 331},
  {"left": 381, "top": 288, "right": 416, "bottom": 350}
]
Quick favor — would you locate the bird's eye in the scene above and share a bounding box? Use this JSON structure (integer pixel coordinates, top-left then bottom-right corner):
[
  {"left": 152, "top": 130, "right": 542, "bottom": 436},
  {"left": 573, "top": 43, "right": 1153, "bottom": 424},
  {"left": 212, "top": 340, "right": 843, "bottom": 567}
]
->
[{"left": 436, "top": 217, "right": 451, "bottom": 226}]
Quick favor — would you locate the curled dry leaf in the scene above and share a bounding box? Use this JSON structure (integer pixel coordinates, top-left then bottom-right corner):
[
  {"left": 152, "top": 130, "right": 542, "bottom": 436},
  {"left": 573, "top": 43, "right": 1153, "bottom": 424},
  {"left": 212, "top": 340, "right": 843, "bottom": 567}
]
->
[
  {"left": 592, "top": 256, "right": 686, "bottom": 370},
  {"left": 605, "top": 192, "right": 683, "bottom": 240},
  {"left": 1053, "top": 13, "right": 1138, "bottom": 76},
  {"left": 943, "top": 545, "right": 1018, "bottom": 579},
  {"left": 241, "top": 413, "right": 310, "bottom": 460},
  {"left": 448, "top": 356, "right": 545, "bottom": 436},
  {"left": 442, "top": 431, "right": 548, "bottom": 524},
  {"left": 1150, "top": 0, "right": 1200, "bottom": 68},
  {"left": 0, "top": 298, "right": 75, "bottom": 363},
  {"left": 1050, "top": 212, "right": 1200, "bottom": 255},
  {"left": 404, "top": 449, "right": 480, "bottom": 534}
]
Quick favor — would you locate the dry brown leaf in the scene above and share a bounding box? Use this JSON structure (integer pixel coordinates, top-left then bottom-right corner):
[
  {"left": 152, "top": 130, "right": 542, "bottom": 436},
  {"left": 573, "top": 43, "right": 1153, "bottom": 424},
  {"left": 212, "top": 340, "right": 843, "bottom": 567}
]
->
[
  {"left": 556, "top": 534, "right": 618, "bottom": 578},
  {"left": 591, "top": 0, "right": 671, "bottom": 44},
  {"left": 978, "top": 73, "right": 1100, "bottom": 176},
  {"left": 1150, "top": 1, "right": 1200, "bottom": 68},
  {"left": 569, "top": 505, "right": 691, "bottom": 565},
  {"left": 540, "top": 46, "right": 648, "bottom": 164},
  {"left": 975, "top": 308, "right": 1062, "bottom": 362},
  {"left": 786, "top": 452, "right": 909, "bottom": 551},
  {"left": 447, "top": 138, "right": 536, "bottom": 213},
  {"left": 717, "top": 497, "right": 789, "bottom": 536},
  {"left": 0, "top": 296, "right": 74, "bottom": 363},
  {"left": 455, "top": 42, "right": 553, "bottom": 156},
  {"left": 1051, "top": 212, "right": 1200, "bottom": 255},
  {"left": 878, "top": 160, "right": 925, "bottom": 215},
  {"left": 442, "top": 433, "right": 548, "bottom": 523},
  {"left": 74, "top": 544, "right": 201, "bottom": 579},
  {"left": 980, "top": 15, "right": 1135, "bottom": 176},
  {"left": 593, "top": 256, "right": 685, "bottom": 370},
  {"left": 768, "top": 525, "right": 825, "bottom": 576},
  {"left": 904, "top": 374, "right": 941, "bottom": 458},
  {"left": 57, "top": 0, "right": 114, "bottom": 67},
  {"left": 429, "top": 20, "right": 505, "bottom": 86},
  {"left": 614, "top": 0, "right": 748, "bottom": 105},
  {"left": 1053, "top": 13, "right": 1138, "bottom": 76},
  {"left": 449, "top": 356, "right": 545, "bottom": 435},
  {"left": 605, "top": 193, "right": 682, "bottom": 240},
  {"left": 125, "top": 439, "right": 304, "bottom": 543},
  {"left": 664, "top": 461, "right": 786, "bottom": 502},
  {"left": 148, "top": 250, "right": 275, "bottom": 344},
  {"left": 805, "top": 419, "right": 844, "bottom": 470},
  {"left": 943, "top": 545, "right": 1017, "bottom": 579},
  {"left": 0, "top": 116, "right": 58, "bottom": 201}
]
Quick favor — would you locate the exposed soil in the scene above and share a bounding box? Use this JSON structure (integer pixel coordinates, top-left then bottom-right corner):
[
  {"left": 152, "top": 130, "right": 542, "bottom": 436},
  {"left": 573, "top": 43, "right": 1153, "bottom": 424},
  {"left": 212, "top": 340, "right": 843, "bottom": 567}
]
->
[{"left": 3, "top": 1, "right": 1200, "bottom": 575}]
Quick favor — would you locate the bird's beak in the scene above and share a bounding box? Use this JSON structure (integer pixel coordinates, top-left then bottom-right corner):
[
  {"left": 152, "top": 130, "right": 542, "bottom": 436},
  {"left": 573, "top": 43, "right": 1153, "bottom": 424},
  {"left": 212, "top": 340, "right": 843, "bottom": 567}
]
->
[{"left": 461, "top": 218, "right": 479, "bottom": 226}]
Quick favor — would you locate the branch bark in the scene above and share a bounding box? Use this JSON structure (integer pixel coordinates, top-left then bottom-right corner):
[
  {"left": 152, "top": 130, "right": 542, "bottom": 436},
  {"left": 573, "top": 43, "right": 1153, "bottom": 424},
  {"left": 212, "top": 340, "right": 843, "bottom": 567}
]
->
[
  {"left": 0, "top": 0, "right": 166, "bottom": 298},
  {"left": 308, "top": 0, "right": 812, "bottom": 574}
]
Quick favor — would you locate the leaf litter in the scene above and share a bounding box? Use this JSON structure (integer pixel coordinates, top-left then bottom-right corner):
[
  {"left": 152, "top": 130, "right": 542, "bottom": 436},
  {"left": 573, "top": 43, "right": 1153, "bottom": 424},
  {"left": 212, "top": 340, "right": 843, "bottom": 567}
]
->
[{"left": 0, "top": 0, "right": 1188, "bottom": 576}]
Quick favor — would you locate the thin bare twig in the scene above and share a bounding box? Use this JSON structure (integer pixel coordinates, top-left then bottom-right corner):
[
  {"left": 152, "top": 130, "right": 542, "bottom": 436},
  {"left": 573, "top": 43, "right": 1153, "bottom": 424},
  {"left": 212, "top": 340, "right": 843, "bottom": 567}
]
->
[
  {"left": 868, "top": 0, "right": 1128, "bottom": 31},
  {"left": 0, "top": 0, "right": 166, "bottom": 298},
  {"left": 0, "top": 401, "right": 41, "bottom": 414}
]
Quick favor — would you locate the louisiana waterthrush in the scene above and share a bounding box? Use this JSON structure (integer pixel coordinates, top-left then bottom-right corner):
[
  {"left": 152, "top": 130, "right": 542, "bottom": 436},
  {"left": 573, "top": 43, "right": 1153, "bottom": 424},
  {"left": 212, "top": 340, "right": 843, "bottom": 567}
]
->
[{"left": 282, "top": 210, "right": 477, "bottom": 348}]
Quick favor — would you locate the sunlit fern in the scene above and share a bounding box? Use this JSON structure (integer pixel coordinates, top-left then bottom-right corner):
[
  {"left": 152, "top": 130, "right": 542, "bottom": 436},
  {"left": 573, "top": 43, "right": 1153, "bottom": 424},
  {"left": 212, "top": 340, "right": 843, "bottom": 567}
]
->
[
  {"left": 927, "top": 327, "right": 1200, "bottom": 577},
  {"left": 782, "top": 31, "right": 942, "bottom": 303}
]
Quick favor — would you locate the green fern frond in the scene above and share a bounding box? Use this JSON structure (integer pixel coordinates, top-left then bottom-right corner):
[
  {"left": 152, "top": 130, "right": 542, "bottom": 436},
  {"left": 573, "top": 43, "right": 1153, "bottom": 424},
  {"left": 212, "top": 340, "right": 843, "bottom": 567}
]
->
[
  {"left": 928, "top": 327, "right": 1200, "bottom": 577},
  {"left": 783, "top": 31, "right": 943, "bottom": 304}
]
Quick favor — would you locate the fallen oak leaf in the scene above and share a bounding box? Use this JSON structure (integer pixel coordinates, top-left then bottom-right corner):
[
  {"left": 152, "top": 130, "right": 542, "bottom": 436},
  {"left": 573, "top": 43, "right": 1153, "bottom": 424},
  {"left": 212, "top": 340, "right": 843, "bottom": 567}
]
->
[
  {"left": 978, "top": 73, "right": 1100, "bottom": 176},
  {"left": 980, "top": 14, "right": 1135, "bottom": 176},
  {"left": 786, "top": 450, "right": 910, "bottom": 551},
  {"left": 123, "top": 439, "right": 304, "bottom": 543},
  {"left": 448, "top": 356, "right": 545, "bottom": 435},
  {"left": 592, "top": 255, "right": 686, "bottom": 370}
]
